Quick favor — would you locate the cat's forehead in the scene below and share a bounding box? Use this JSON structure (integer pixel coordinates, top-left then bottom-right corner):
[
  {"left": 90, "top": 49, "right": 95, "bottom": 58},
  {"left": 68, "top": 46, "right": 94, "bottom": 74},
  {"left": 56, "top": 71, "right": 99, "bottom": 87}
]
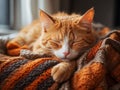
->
[{"left": 50, "top": 28, "right": 75, "bottom": 40}]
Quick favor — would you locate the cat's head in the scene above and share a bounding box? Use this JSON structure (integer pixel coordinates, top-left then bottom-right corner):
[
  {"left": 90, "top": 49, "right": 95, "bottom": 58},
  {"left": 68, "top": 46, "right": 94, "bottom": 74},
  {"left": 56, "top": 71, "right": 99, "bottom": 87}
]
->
[{"left": 39, "top": 8, "right": 96, "bottom": 60}]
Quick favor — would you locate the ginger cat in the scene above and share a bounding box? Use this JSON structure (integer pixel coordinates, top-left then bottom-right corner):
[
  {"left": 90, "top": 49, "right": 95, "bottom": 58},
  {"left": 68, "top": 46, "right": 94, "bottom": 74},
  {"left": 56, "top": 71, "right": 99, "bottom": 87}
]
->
[{"left": 9, "top": 8, "right": 97, "bottom": 83}]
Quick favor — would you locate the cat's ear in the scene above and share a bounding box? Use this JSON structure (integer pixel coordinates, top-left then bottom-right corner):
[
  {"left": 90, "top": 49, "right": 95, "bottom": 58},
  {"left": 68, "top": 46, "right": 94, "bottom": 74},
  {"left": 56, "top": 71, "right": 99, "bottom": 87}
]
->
[
  {"left": 80, "top": 8, "right": 94, "bottom": 26},
  {"left": 40, "top": 10, "right": 54, "bottom": 30}
]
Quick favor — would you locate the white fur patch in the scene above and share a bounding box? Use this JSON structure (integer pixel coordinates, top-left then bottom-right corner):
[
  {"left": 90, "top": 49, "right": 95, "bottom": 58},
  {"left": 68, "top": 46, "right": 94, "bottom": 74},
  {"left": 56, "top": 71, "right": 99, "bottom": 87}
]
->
[{"left": 53, "top": 36, "right": 79, "bottom": 59}]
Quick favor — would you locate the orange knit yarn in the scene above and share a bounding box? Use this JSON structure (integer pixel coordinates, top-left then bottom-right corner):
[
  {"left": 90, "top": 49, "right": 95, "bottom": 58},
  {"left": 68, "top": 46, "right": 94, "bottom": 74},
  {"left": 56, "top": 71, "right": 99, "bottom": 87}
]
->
[
  {"left": 86, "top": 40, "right": 103, "bottom": 62},
  {"left": 72, "top": 62, "right": 106, "bottom": 90},
  {"left": 1, "top": 58, "right": 50, "bottom": 90},
  {"left": 6, "top": 41, "right": 28, "bottom": 56},
  {"left": 25, "top": 68, "right": 51, "bottom": 90}
]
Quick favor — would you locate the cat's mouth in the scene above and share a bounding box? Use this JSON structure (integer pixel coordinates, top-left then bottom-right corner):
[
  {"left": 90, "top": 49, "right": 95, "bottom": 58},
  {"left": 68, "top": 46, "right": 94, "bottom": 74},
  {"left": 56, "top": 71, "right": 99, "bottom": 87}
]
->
[
  {"left": 53, "top": 50, "right": 81, "bottom": 60},
  {"left": 59, "top": 55, "right": 79, "bottom": 61}
]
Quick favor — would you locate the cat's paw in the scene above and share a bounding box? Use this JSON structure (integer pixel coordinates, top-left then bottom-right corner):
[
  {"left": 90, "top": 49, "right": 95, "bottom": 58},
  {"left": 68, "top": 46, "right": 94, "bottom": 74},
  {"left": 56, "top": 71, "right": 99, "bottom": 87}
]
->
[{"left": 51, "top": 62, "right": 71, "bottom": 83}]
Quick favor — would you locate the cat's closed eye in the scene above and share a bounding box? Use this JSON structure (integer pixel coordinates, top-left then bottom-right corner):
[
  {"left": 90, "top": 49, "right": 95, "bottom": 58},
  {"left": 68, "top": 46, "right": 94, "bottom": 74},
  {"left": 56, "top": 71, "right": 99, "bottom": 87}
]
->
[
  {"left": 72, "top": 41, "right": 81, "bottom": 46},
  {"left": 71, "top": 41, "right": 84, "bottom": 50},
  {"left": 48, "top": 40, "right": 62, "bottom": 49}
]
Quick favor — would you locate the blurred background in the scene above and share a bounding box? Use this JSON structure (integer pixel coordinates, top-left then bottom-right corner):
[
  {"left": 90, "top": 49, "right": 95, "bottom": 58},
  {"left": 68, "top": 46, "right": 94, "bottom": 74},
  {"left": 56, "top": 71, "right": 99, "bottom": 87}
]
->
[{"left": 0, "top": 0, "right": 119, "bottom": 34}]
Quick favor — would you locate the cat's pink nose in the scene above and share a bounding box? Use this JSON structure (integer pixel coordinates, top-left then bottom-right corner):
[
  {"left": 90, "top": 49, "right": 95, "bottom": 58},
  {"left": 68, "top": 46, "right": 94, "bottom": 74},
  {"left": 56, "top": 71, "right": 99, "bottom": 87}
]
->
[{"left": 63, "top": 52, "right": 70, "bottom": 57}]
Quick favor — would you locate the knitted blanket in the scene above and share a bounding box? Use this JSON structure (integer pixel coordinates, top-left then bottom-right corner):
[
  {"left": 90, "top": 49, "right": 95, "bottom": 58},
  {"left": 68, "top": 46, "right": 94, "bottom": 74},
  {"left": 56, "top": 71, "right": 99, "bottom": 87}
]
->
[
  {"left": 0, "top": 54, "right": 60, "bottom": 90},
  {"left": 0, "top": 29, "right": 120, "bottom": 90}
]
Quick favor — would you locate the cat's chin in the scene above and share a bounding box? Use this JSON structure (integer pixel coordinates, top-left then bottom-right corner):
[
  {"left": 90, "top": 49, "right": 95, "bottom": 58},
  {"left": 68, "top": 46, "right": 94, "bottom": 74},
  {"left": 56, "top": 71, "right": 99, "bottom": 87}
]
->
[{"left": 58, "top": 56, "right": 78, "bottom": 61}]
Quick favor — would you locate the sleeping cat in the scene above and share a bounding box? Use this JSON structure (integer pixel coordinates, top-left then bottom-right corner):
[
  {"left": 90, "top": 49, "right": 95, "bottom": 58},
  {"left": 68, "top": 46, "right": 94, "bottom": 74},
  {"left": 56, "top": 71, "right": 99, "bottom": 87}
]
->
[{"left": 9, "top": 8, "right": 97, "bottom": 83}]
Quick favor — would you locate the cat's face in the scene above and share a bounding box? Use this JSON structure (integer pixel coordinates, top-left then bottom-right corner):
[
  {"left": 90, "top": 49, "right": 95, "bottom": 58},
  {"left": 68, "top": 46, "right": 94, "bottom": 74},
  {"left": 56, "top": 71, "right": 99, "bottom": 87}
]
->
[{"left": 39, "top": 8, "right": 96, "bottom": 60}]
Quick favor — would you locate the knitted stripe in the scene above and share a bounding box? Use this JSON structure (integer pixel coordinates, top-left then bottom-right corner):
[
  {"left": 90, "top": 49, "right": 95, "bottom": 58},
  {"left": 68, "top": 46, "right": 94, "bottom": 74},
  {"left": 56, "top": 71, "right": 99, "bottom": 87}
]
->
[
  {"left": 0, "top": 59, "right": 29, "bottom": 84},
  {"left": 3, "top": 59, "right": 47, "bottom": 90},
  {"left": 0, "top": 54, "right": 11, "bottom": 63},
  {"left": 37, "top": 76, "right": 55, "bottom": 90},
  {"left": 25, "top": 68, "right": 51, "bottom": 90},
  {"left": 72, "top": 62, "right": 106, "bottom": 90},
  {"left": 106, "top": 38, "right": 120, "bottom": 54},
  {"left": 112, "top": 64, "right": 120, "bottom": 82},
  {"left": 86, "top": 40, "right": 103, "bottom": 62},
  {"left": 20, "top": 49, "right": 52, "bottom": 60},
  {"left": 1, "top": 58, "right": 53, "bottom": 90},
  {"left": 13, "top": 60, "right": 59, "bottom": 89},
  {"left": 0, "top": 57, "right": 23, "bottom": 73}
]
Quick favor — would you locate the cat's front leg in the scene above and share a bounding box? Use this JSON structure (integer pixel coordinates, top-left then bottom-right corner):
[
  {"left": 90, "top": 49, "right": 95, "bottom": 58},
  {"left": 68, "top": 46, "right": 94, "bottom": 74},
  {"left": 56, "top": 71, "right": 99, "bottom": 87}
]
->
[{"left": 51, "top": 60, "right": 76, "bottom": 83}]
